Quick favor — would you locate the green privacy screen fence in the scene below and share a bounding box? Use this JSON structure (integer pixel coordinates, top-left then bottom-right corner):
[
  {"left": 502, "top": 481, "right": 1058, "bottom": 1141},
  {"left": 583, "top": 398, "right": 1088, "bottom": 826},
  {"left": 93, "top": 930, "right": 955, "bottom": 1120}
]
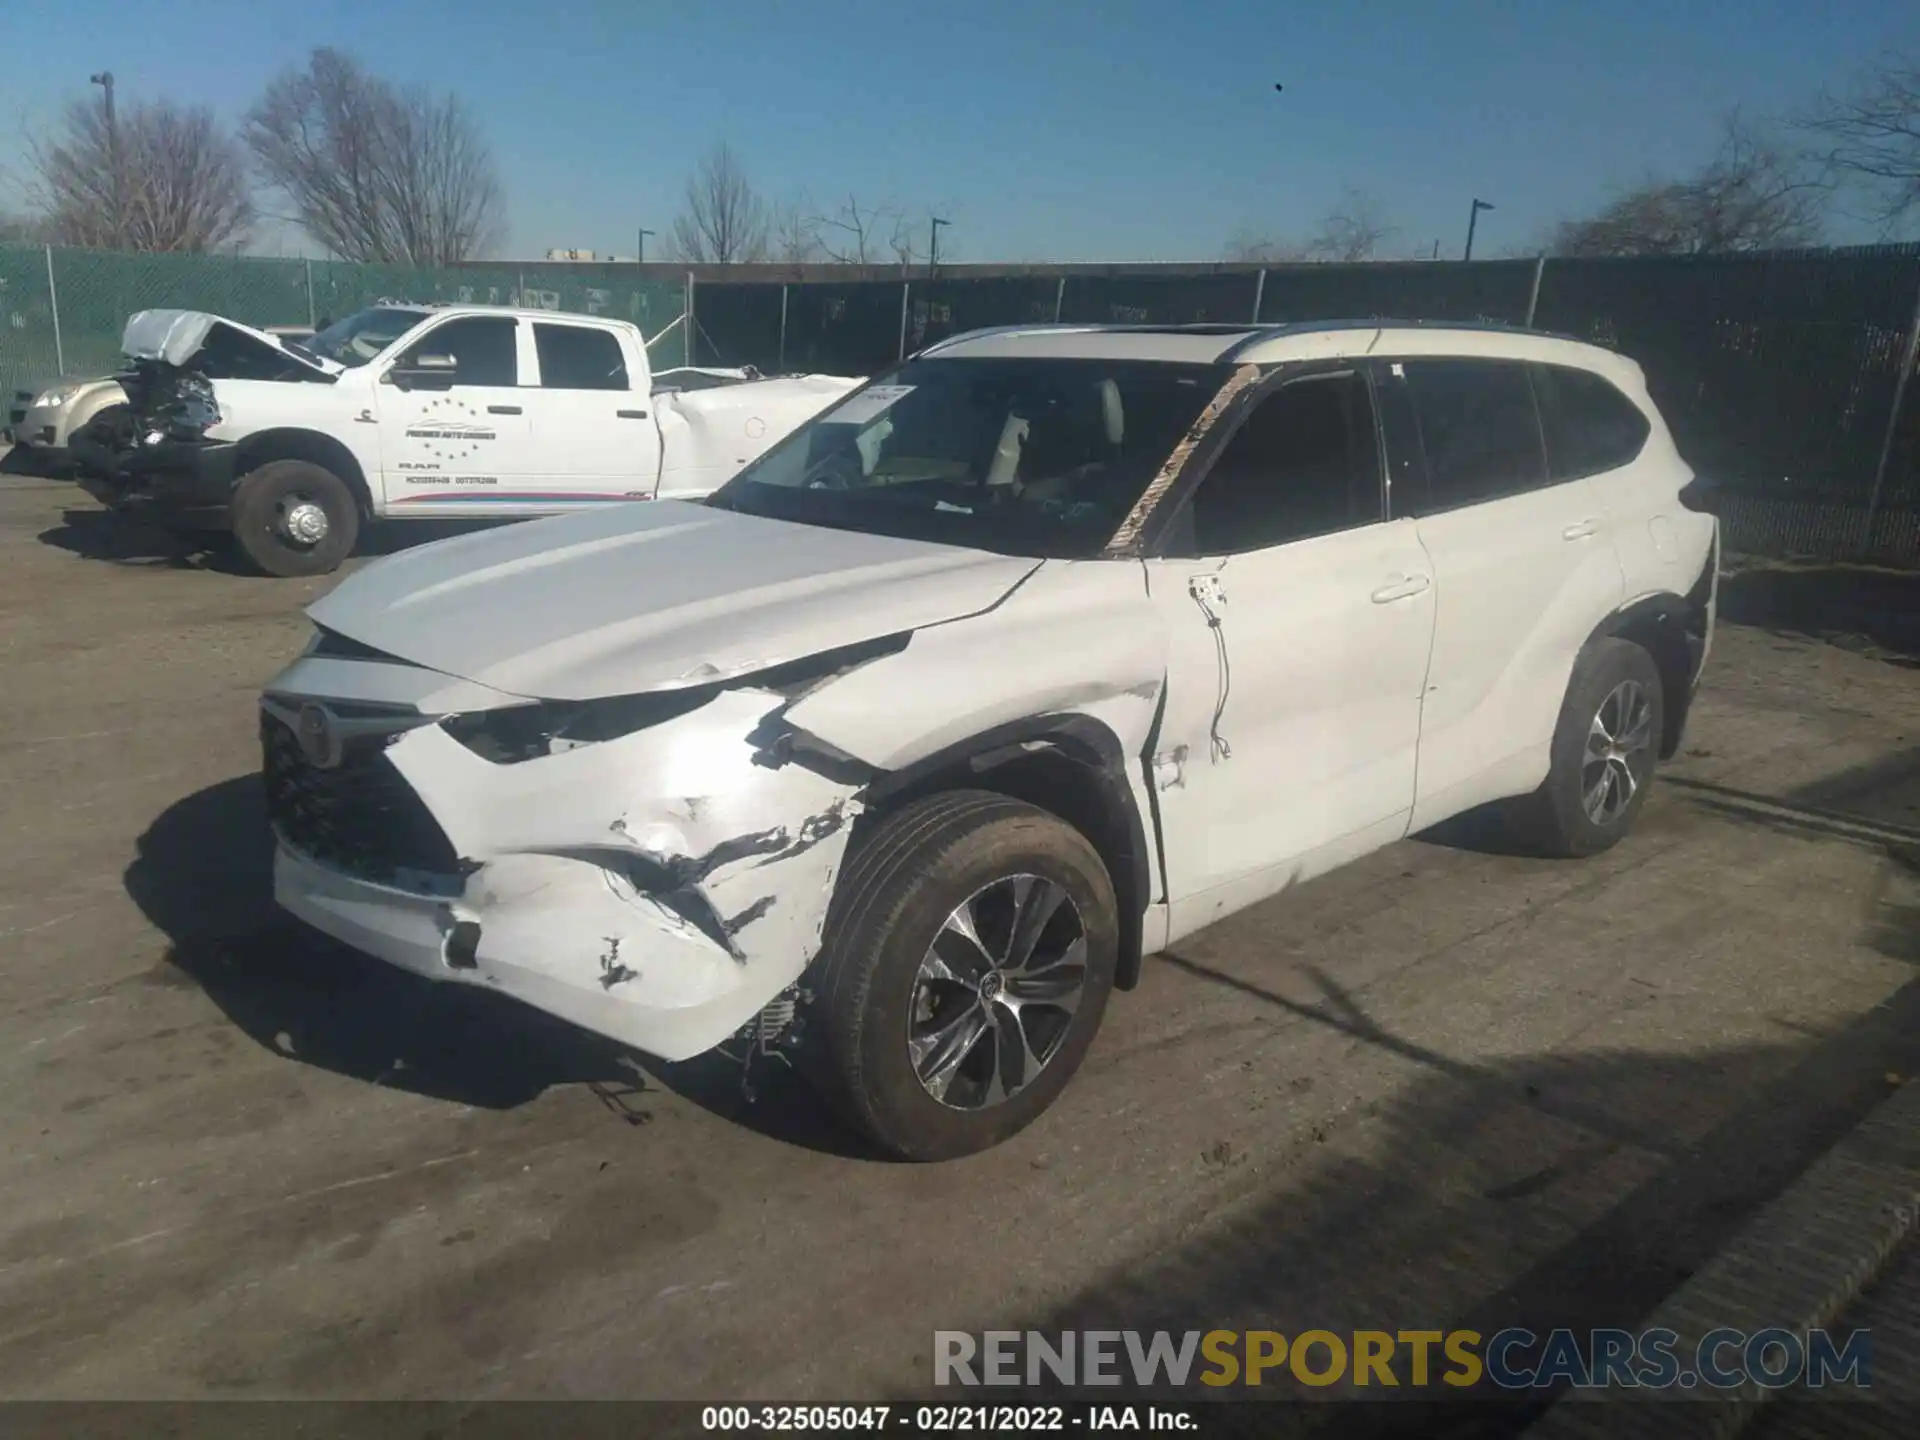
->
[{"left": 0, "top": 245, "right": 689, "bottom": 402}]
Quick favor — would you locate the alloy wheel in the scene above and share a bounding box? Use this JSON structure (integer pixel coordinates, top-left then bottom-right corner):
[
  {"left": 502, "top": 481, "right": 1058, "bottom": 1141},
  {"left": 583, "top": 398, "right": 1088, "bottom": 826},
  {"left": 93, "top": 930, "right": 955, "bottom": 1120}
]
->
[
  {"left": 907, "top": 874, "right": 1088, "bottom": 1110},
  {"left": 1581, "top": 678, "right": 1654, "bottom": 825}
]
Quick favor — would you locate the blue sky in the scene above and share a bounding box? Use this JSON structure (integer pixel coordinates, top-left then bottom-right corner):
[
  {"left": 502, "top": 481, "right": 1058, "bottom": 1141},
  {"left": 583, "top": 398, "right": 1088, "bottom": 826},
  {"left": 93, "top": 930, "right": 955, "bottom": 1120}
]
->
[{"left": 3, "top": 0, "right": 1913, "bottom": 261}]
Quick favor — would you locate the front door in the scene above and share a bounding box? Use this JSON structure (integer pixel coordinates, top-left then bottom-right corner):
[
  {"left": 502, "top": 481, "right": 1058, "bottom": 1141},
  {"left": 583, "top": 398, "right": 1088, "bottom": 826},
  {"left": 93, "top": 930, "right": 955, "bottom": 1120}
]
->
[
  {"left": 1142, "top": 369, "right": 1437, "bottom": 943},
  {"left": 375, "top": 314, "right": 539, "bottom": 514}
]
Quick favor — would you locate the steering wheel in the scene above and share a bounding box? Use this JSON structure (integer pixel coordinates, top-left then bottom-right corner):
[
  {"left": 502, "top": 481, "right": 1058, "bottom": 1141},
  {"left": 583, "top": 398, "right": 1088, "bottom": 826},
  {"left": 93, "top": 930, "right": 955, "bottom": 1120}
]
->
[{"left": 803, "top": 450, "right": 863, "bottom": 491}]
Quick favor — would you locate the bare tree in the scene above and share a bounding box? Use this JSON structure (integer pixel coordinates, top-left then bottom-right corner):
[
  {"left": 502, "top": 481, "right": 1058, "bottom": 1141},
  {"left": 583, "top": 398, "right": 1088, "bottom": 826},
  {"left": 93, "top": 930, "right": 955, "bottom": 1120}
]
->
[
  {"left": 1223, "top": 192, "right": 1396, "bottom": 264},
  {"left": 1803, "top": 55, "right": 1920, "bottom": 234},
  {"left": 246, "top": 48, "right": 504, "bottom": 265},
  {"left": 0, "top": 210, "right": 51, "bottom": 244},
  {"left": 1222, "top": 229, "right": 1302, "bottom": 263},
  {"left": 1305, "top": 189, "right": 1396, "bottom": 261},
  {"left": 670, "top": 143, "right": 769, "bottom": 263},
  {"left": 1550, "top": 112, "right": 1826, "bottom": 256},
  {"left": 769, "top": 193, "right": 822, "bottom": 263},
  {"left": 26, "top": 96, "right": 252, "bottom": 252},
  {"left": 815, "top": 193, "right": 897, "bottom": 265}
]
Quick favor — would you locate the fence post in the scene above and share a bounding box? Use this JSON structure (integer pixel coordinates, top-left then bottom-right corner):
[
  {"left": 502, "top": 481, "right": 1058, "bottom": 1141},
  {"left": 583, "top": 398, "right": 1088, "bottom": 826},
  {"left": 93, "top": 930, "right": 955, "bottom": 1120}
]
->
[
  {"left": 304, "top": 258, "right": 316, "bottom": 328},
  {"left": 898, "top": 281, "right": 912, "bottom": 361},
  {"left": 685, "top": 271, "right": 696, "bottom": 367},
  {"left": 1861, "top": 261, "right": 1920, "bottom": 553},
  {"left": 1251, "top": 268, "right": 1268, "bottom": 324},
  {"left": 1053, "top": 275, "right": 1066, "bottom": 323},
  {"left": 1524, "top": 254, "right": 1547, "bottom": 328},
  {"left": 778, "top": 284, "right": 789, "bottom": 374},
  {"left": 44, "top": 245, "right": 65, "bottom": 376}
]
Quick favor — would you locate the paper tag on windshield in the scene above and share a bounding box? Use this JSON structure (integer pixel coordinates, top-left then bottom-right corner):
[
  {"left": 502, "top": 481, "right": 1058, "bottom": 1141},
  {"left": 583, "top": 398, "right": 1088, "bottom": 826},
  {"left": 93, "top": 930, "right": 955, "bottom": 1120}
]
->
[{"left": 824, "top": 384, "right": 914, "bottom": 426}]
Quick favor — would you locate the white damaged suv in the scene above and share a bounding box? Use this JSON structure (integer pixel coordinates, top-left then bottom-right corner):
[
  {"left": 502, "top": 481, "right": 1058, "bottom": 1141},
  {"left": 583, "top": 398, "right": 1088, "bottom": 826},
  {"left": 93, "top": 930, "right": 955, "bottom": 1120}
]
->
[{"left": 262, "top": 321, "right": 1718, "bottom": 1160}]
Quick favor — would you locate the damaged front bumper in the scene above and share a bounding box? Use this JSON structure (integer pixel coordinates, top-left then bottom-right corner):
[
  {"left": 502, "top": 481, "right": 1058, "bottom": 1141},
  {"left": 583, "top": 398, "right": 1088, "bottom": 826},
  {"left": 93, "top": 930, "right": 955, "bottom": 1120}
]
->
[
  {"left": 263, "top": 682, "right": 863, "bottom": 1062},
  {"left": 71, "top": 430, "right": 238, "bottom": 527}
]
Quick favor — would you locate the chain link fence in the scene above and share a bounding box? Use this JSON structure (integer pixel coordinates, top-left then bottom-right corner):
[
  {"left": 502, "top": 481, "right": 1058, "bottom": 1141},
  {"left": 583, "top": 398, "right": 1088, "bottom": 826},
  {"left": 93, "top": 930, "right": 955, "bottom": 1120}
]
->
[
  {"left": 0, "top": 245, "right": 689, "bottom": 404},
  {"left": 688, "top": 248, "right": 1920, "bottom": 563},
  {"left": 7, "top": 243, "right": 1919, "bottom": 563}
]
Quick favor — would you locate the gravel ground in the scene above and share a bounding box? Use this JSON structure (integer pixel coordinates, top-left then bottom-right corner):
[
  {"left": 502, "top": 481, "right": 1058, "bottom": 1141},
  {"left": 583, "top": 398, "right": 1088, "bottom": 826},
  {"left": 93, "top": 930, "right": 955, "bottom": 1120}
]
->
[{"left": 4, "top": 471, "right": 1920, "bottom": 1416}]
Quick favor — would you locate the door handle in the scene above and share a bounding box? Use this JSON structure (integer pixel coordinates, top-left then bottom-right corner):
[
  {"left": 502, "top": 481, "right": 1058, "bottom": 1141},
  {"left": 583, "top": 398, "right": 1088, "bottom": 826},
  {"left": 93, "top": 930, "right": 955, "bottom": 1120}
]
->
[
  {"left": 1562, "top": 519, "right": 1600, "bottom": 540},
  {"left": 1370, "top": 574, "right": 1431, "bottom": 604},
  {"left": 487, "top": 404, "right": 522, "bottom": 415},
  {"left": 617, "top": 408, "right": 649, "bottom": 419}
]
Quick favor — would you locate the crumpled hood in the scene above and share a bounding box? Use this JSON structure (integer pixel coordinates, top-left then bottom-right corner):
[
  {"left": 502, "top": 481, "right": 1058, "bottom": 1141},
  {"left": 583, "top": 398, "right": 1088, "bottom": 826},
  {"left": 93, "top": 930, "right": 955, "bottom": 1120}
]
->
[
  {"left": 307, "top": 500, "right": 1042, "bottom": 701},
  {"left": 122, "top": 309, "right": 340, "bottom": 377}
]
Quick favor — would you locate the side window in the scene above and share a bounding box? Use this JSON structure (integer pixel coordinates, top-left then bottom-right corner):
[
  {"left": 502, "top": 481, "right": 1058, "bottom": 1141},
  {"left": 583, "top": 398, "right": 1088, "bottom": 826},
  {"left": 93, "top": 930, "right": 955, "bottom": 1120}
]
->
[
  {"left": 534, "top": 323, "right": 629, "bottom": 391},
  {"left": 1400, "top": 359, "right": 1546, "bottom": 513},
  {"left": 1533, "top": 364, "right": 1651, "bottom": 481},
  {"left": 399, "top": 317, "right": 518, "bottom": 387},
  {"left": 1178, "top": 371, "right": 1381, "bottom": 556}
]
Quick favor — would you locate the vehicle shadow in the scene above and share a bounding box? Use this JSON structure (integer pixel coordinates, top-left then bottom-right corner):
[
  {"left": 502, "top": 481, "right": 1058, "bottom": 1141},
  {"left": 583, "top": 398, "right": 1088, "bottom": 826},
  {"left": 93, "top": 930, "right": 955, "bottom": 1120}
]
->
[
  {"left": 123, "top": 775, "right": 872, "bottom": 1156},
  {"left": 39, "top": 507, "right": 525, "bottom": 571},
  {"left": 1, "top": 444, "right": 65, "bottom": 477},
  {"left": 892, "top": 746, "right": 1920, "bottom": 1434},
  {"left": 38, "top": 507, "right": 220, "bottom": 569}
]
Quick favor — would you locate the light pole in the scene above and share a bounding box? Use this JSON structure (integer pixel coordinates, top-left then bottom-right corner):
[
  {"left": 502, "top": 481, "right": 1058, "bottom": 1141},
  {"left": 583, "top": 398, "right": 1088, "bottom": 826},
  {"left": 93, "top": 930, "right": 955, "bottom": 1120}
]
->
[
  {"left": 89, "top": 71, "right": 121, "bottom": 248},
  {"left": 1463, "top": 197, "right": 1494, "bottom": 262},
  {"left": 928, "top": 216, "right": 949, "bottom": 277},
  {"left": 636, "top": 227, "right": 655, "bottom": 264}
]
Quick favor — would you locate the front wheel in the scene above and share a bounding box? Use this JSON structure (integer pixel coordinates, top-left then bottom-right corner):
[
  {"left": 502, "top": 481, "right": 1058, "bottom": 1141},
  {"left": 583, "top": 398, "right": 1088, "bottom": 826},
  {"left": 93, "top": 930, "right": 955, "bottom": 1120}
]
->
[
  {"left": 230, "top": 459, "right": 360, "bottom": 577},
  {"left": 808, "top": 791, "right": 1119, "bottom": 1161}
]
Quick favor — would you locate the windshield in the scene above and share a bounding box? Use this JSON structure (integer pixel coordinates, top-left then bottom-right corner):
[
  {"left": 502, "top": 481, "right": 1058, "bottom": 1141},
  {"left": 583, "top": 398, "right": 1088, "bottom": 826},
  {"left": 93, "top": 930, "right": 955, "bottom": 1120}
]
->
[
  {"left": 303, "top": 307, "right": 432, "bottom": 368},
  {"left": 706, "top": 357, "right": 1229, "bottom": 558}
]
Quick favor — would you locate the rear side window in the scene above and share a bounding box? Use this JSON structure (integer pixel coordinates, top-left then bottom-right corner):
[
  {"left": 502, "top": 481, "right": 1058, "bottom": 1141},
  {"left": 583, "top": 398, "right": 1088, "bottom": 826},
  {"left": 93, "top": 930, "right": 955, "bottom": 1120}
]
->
[
  {"left": 1174, "top": 370, "right": 1381, "bottom": 555},
  {"left": 1399, "top": 359, "right": 1546, "bottom": 513},
  {"left": 1532, "top": 364, "right": 1651, "bottom": 480},
  {"left": 534, "top": 323, "right": 629, "bottom": 391},
  {"left": 399, "top": 317, "right": 518, "bottom": 387}
]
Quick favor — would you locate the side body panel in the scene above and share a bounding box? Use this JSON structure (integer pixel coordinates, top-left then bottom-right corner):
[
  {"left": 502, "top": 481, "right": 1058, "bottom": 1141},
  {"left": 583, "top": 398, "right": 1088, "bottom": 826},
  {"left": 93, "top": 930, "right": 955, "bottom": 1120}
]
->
[{"left": 1142, "top": 520, "right": 1436, "bottom": 942}]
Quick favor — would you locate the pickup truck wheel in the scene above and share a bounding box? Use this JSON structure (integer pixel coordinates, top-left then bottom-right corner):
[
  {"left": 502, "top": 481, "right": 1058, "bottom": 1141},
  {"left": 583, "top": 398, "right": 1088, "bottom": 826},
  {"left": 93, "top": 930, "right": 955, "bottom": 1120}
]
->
[
  {"left": 1509, "top": 638, "right": 1665, "bottom": 858},
  {"left": 809, "top": 790, "right": 1118, "bottom": 1161},
  {"left": 230, "top": 460, "right": 359, "bottom": 577}
]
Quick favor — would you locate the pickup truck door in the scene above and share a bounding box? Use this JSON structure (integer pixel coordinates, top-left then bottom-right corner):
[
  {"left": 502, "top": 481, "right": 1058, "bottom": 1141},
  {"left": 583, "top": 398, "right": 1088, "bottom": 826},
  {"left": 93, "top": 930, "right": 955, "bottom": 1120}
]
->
[
  {"left": 521, "top": 320, "right": 662, "bottom": 504},
  {"left": 374, "top": 315, "right": 539, "bottom": 514}
]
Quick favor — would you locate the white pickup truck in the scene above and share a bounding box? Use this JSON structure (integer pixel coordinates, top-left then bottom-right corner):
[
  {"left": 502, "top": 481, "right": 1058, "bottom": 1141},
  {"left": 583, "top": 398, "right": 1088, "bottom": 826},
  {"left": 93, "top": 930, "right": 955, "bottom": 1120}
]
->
[{"left": 69, "top": 304, "right": 860, "bottom": 576}]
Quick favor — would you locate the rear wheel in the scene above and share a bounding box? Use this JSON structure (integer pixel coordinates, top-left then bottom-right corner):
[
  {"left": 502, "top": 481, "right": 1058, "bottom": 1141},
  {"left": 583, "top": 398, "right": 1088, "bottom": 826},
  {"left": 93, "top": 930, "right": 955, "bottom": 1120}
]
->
[
  {"left": 808, "top": 790, "right": 1119, "bottom": 1161},
  {"left": 1510, "top": 637, "right": 1664, "bottom": 858},
  {"left": 230, "top": 459, "right": 359, "bottom": 577}
]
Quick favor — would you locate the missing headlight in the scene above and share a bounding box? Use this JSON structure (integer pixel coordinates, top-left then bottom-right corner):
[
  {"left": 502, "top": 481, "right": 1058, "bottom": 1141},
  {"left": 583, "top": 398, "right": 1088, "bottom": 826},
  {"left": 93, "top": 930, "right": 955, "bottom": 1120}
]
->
[
  {"left": 439, "top": 633, "right": 913, "bottom": 764},
  {"left": 441, "top": 688, "right": 719, "bottom": 763}
]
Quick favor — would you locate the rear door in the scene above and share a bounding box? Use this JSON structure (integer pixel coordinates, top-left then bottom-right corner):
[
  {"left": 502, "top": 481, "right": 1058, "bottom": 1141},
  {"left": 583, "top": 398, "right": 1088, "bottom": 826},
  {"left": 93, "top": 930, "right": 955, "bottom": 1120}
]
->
[
  {"left": 1376, "top": 357, "right": 1626, "bottom": 830},
  {"left": 1532, "top": 361, "right": 1703, "bottom": 599},
  {"left": 374, "top": 314, "right": 538, "bottom": 514},
  {"left": 524, "top": 321, "right": 661, "bottom": 504}
]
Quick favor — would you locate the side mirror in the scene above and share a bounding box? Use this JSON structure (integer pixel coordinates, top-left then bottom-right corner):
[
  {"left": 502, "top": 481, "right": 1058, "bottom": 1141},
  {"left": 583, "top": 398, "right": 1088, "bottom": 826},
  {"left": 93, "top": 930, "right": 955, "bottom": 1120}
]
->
[{"left": 389, "top": 352, "right": 458, "bottom": 391}]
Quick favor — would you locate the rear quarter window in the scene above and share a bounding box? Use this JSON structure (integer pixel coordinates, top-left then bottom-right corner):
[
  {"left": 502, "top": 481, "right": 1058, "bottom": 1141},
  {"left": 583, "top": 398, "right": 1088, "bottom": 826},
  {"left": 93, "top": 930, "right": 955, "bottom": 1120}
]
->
[{"left": 1532, "top": 364, "right": 1652, "bottom": 481}]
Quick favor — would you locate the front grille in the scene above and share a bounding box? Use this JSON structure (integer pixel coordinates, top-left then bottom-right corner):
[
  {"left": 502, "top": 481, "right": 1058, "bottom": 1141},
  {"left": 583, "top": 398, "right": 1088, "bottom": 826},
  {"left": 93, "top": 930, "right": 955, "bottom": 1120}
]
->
[{"left": 262, "top": 713, "right": 463, "bottom": 886}]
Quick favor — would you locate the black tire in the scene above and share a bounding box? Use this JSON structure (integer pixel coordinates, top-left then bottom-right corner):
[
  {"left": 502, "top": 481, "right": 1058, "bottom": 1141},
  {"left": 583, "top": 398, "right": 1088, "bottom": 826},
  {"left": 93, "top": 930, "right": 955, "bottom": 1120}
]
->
[
  {"left": 1509, "top": 637, "right": 1665, "bottom": 858},
  {"left": 808, "top": 790, "right": 1119, "bottom": 1161},
  {"left": 230, "top": 459, "right": 360, "bottom": 577}
]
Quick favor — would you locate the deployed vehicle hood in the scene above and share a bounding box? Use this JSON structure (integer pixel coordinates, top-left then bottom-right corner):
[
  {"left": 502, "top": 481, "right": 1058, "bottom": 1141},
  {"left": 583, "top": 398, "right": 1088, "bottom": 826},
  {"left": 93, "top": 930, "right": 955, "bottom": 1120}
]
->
[
  {"left": 121, "top": 309, "right": 341, "bottom": 378},
  {"left": 307, "top": 500, "right": 1042, "bottom": 701}
]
